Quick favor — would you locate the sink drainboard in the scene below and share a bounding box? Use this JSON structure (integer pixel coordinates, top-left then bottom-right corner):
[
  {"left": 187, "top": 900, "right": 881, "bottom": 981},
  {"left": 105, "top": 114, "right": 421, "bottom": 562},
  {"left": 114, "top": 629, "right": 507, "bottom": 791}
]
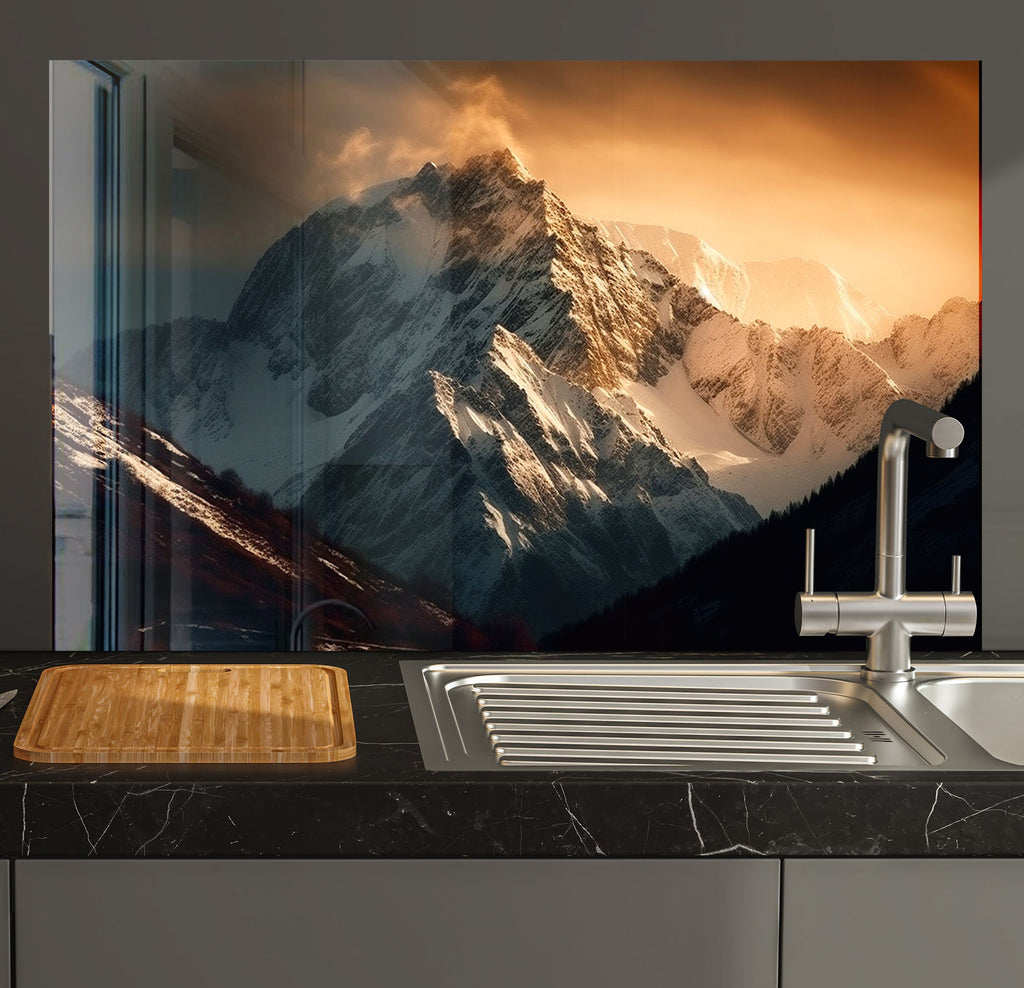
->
[
  {"left": 401, "top": 661, "right": 942, "bottom": 772},
  {"left": 472, "top": 681, "right": 876, "bottom": 768}
]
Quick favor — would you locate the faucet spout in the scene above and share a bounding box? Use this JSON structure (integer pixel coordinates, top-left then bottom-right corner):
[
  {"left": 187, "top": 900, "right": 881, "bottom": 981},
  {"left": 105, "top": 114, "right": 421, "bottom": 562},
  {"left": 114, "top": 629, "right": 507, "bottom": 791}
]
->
[{"left": 875, "top": 399, "right": 965, "bottom": 598}]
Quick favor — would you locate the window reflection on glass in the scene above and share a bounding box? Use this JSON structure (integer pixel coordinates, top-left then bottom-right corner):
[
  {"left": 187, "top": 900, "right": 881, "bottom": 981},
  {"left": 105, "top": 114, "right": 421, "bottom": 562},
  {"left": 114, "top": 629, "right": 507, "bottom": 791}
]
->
[
  {"left": 52, "top": 60, "right": 115, "bottom": 649},
  {"left": 158, "top": 142, "right": 301, "bottom": 648}
]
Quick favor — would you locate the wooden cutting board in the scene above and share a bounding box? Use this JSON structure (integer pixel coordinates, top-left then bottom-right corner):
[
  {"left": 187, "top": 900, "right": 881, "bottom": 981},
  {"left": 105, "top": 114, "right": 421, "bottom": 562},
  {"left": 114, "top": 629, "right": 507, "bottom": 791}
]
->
[{"left": 13, "top": 663, "right": 357, "bottom": 763}]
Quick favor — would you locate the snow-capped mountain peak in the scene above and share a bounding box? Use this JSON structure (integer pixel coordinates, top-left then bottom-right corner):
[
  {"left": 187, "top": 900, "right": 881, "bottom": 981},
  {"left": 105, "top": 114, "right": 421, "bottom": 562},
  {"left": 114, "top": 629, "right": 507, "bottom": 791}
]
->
[{"left": 463, "top": 147, "right": 535, "bottom": 184}]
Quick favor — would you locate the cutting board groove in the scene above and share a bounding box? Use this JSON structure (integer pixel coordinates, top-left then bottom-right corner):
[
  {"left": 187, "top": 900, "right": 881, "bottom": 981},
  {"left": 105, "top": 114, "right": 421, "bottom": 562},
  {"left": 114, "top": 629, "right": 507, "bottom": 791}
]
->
[{"left": 13, "top": 664, "right": 357, "bottom": 763}]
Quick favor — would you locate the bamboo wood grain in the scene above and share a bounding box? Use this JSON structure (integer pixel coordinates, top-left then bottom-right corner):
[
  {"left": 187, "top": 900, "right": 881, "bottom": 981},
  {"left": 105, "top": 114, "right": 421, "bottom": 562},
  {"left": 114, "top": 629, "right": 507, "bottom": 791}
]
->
[{"left": 13, "top": 664, "right": 357, "bottom": 763}]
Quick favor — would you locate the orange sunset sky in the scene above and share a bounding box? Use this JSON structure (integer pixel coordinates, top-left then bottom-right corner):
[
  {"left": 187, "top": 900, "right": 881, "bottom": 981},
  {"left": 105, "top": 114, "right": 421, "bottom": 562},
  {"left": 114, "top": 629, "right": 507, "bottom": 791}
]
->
[{"left": 300, "top": 60, "right": 979, "bottom": 319}]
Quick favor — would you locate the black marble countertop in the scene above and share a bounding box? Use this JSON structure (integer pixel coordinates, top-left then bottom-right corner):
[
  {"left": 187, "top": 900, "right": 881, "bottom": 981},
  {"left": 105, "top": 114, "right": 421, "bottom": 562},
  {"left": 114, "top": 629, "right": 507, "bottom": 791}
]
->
[{"left": 2, "top": 650, "right": 1024, "bottom": 858}]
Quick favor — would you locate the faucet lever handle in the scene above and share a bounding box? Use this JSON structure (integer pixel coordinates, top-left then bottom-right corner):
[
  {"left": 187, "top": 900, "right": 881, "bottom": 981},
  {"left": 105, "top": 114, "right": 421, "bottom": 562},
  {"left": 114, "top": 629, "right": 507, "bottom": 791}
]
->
[
  {"left": 951, "top": 555, "right": 961, "bottom": 595},
  {"left": 805, "top": 528, "right": 816, "bottom": 595}
]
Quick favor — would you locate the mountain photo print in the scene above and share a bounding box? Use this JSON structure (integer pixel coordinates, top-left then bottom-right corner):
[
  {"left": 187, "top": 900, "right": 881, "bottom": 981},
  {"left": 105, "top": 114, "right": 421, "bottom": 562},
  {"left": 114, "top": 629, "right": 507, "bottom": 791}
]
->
[{"left": 54, "top": 61, "right": 980, "bottom": 651}]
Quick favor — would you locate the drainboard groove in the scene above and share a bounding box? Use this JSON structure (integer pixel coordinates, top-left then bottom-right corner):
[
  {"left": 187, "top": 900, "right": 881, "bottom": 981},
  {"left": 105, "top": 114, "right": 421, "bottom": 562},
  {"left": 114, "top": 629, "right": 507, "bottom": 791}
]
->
[
  {"left": 483, "top": 721, "right": 853, "bottom": 739},
  {"left": 480, "top": 710, "right": 843, "bottom": 727},
  {"left": 474, "top": 680, "right": 871, "bottom": 767},
  {"left": 494, "top": 749, "right": 877, "bottom": 766},
  {"left": 489, "top": 734, "right": 864, "bottom": 753},
  {"left": 477, "top": 698, "right": 833, "bottom": 715},
  {"left": 473, "top": 685, "right": 824, "bottom": 703}
]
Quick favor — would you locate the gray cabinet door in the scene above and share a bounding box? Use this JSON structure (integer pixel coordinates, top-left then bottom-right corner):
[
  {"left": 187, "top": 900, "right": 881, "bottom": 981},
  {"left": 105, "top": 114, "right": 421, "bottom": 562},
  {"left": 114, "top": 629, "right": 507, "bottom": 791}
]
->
[
  {"left": 16, "top": 859, "right": 779, "bottom": 988},
  {"left": 783, "top": 859, "right": 1024, "bottom": 988}
]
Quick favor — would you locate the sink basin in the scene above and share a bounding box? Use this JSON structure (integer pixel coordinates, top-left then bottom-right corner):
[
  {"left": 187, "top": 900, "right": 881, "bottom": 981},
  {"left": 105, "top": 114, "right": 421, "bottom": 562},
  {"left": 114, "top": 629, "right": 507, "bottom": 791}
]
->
[
  {"left": 402, "top": 657, "right": 1024, "bottom": 773},
  {"left": 916, "top": 678, "right": 1024, "bottom": 765}
]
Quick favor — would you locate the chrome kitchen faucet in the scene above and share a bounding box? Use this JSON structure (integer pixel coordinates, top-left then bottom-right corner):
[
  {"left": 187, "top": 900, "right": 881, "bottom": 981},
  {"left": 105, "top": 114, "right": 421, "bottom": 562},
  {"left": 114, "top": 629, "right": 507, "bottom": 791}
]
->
[{"left": 795, "top": 398, "right": 977, "bottom": 682}]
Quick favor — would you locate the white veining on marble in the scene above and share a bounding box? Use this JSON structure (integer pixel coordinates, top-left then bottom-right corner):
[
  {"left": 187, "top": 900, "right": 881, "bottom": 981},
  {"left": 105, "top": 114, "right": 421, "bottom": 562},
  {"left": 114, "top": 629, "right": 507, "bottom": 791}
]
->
[
  {"left": 90, "top": 792, "right": 130, "bottom": 854},
  {"left": 687, "top": 784, "right": 706, "bottom": 851},
  {"left": 700, "top": 843, "right": 768, "bottom": 857},
  {"left": 135, "top": 788, "right": 181, "bottom": 856},
  {"left": 553, "top": 782, "right": 605, "bottom": 855},
  {"left": 924, "top": 783, "right": 943, "bottom": 850},
  {"left": 926, "top": 787, "right": 1024, "bottom": 842},
  {"left": 71, "top": 785, "right": 98, "bottom": 856}
]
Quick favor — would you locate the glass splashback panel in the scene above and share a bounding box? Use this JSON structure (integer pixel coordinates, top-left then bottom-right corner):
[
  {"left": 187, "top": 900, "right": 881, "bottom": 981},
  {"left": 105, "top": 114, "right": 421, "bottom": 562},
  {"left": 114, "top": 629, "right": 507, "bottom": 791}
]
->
[{"left": 50, "top": 60, "right": 982, "bottom": 652}]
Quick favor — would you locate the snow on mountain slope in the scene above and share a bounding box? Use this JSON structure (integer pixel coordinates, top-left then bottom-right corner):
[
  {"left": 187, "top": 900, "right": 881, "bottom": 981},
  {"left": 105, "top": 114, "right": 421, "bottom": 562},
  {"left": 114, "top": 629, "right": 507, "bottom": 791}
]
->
[
  {"left": 60, "top": 322, "right": 381, "bottom": 501},
  {"left": 625, "top": 360, "right": 792, "bottom": 514},
  {"left": 742, "top": 258, "right": 893, "bottom": 341},
  {"left": 597, "top": 222, "right": 893, "bottom": 341},
  {"left": 591, "top": 220, "right": 751, "bottom": 316},
  {"left": 858, "top": 296, "right": 979, "bottom": 400},
  {"left": 628, "top": 284, "right": 977, "bottom": 513},
  {"left": 679, "top": 301, "right": 899, "bottom": 457},
  {"left": 300, "top": 325, "right": 757, "bottom": 635}
]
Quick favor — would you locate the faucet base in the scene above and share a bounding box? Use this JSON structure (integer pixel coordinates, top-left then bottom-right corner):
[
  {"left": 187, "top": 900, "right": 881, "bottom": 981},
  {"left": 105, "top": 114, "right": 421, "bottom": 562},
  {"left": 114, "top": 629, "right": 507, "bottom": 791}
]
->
[
  {"left": 861, "top": 619, "right": 915, "bottom": 682},
  {"left": 860, "top": 665, "right": 916, "bottom": 684}
]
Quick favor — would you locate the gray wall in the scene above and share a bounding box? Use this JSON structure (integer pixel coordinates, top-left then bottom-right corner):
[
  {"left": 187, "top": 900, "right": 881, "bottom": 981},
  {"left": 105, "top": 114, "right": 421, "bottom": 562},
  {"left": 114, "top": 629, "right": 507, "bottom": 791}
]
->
[{"left": 0, "top": 1, "right": 1017, "bottom": 649}]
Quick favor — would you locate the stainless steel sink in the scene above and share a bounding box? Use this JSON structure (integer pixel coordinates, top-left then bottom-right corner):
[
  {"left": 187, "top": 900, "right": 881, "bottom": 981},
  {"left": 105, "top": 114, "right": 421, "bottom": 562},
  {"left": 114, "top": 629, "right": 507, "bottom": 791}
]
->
[
  {"left": 399, "top": 657, "right": 1024, "bottom": 773},
  {"left": 916, "top": 677, "right": 1024, "bottom": 765}
]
